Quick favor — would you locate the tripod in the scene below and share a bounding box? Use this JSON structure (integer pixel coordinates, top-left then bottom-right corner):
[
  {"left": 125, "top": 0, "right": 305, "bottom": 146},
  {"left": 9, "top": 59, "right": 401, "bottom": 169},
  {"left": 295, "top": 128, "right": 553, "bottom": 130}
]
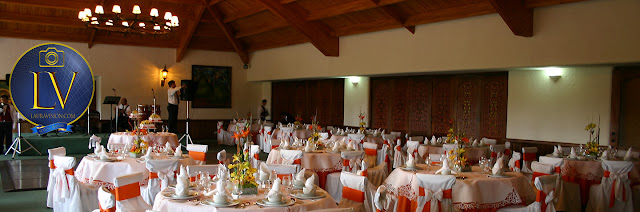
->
[
  {"left": 5, "top": 115, "right": 42, "bottom": 159},
  {"left": 178, "top": 101, "right": 193, "bottom": 145}
]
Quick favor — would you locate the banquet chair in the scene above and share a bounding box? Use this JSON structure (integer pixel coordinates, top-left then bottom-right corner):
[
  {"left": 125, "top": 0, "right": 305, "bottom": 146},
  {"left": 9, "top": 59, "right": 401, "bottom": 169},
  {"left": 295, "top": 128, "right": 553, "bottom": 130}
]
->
[
  {"left": 504, "top": 141, "right": 512, "bottom": 155},
  {"left": 490, "top": 144, "right": 506, "bottom": 166},
  {"left": 429, "top": 154, "right": 443, "bottom": 165},
  {"left": 338, "top": 172, "right": 376, "bottom": 212},
  {"left": 482, "top": 137, "right": 498, "bottom": 145},
  {"left": 374, "top": 185, "right": 392, "bottom": 212},
  {"left": 327, "top": 151, "right": 366, "bottom": 202},
  {"left": 92, "top": 186, "right": 115, "bottom": 212},
  {"left": 415, "top": 173, "right": 456, "bottom": 212},
  {"left": 393, "top": 142, "right": 404, "bottom": 169},
  {"left": 47, "top": 147, "right": 66, "bottom": 208},
  {"left": 508, "top": 152, "right": 522, "bottom": 172},
  {"left": 51, "top": 155, "right": 99, "bottom": 212},
  {"left": 141, "top": 159, "right": 179, "bottom": 206},
  {"left": 615, "top": 149, "right": 640, "bottom": 159},
  {"left": 586, "top": 160, "right": 635, "bottom": 212},
  {"left": 279, "top": 127, "right": 294, "bottom": 143},
  {"left": 250, "top": 144, "right": 261, "bottom": 169},
  {"left": 531, "top": 161, "right": 555, "bottom": 182},
  {"left": 263, "top": 163, "right": 298, "bottom": 179},
  {"left": 497, "top": 175, "right": 558, "bottom": 212},
  {"left": 114, "top": 172, "right": 152, "bottom": 212},
  {"left": 280, "top": 149, "right": 304, "bottom": 170},
  {"left": 216, "top": 121, "right": 234, "bottom": 146},
  {"left": 320, "top": 132, "right": 330, "bottom": 140},
  {"left": 186, "top": 144, "right": 208, "bottom": 165},
  {"left": 363, "top": 142, "right": 378, "bottom": 168},
  {"left": 262, "top": 126, "right": 273, "bottom": 152},
  {"left": 521, "top": 147, "right": 538, "bottom": 173},
  {"left": 266, "top": 137, "right": 280, "bottom": 154},
  {"left": 217, "top": 150, "right": 227, "bottom": 165},
  {"left": 367, "top": 162, "right": 389, "bottom": 187},
  {"left": 538, "top": 156, "right": 568, "bottom": 211},
  {"left": 348, "top": 133, "right": 366, "bottom": 149},
  {"left": 187, "top": 165, "right": 219, "bottom": 182},
  {"left": 379, "top": 143, "right": 392, "bottom": 173}
]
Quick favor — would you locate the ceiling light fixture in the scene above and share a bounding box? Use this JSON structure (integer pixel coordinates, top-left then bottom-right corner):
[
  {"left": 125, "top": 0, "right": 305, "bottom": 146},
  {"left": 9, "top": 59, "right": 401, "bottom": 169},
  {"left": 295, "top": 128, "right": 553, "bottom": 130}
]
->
[{"left": 78, "top": 5, "right": 179, "bottom": 35}]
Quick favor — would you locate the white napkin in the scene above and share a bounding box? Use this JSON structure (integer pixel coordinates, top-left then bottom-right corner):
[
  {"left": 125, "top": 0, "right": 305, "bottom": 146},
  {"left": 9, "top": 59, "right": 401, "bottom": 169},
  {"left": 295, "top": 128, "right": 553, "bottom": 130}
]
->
[
  {"left": 492, "top": 156, "right": 505, "bottom": 175},
  {"left": 295, "top": 168, "right": 306, "bottom": 181},
  {"left": 332, "top": 141, "right": 341, "bottom": 152},
  {"left": 175, "top": 165, "right": 189, "bottom": 196},
  {"left": 423, "top": 137, "right": 429, "bottom": 145},
  {"left": 406, "top": 153, "right": 415, "bottom": 167},
  {"left": 174, "top": 145, "right": 182, "bottom": 158},
  {"left": 267, "top": 178, "right": 282, "bottom": 199},
  {"left": 218, "top": 164, "right": 229, "bottom": 180},
  {"left": 165, "top": 142, "right": 174, "bottom": 154},
  {"left": 472, "top": 139, "right": 478, "bottom": 147},
  {"left": 479, "top": 139, "right": 485, "bottom": 146},
  {"left": 302, "top": 174, "right": 316, "bottom": 195},
  {"left": 374, "top": 185, "right": 388, "bottom": 211},
  {"left": 557, "top": 145, "right": 564, "bottom": 155},
  {"left": 430, "top": 136, "right": 436, "bottom": 145},
  {"left": 601, "top": 150, "right": 609, "bottom": 159},
  {"left": 304, "top": 141, "right": 313, "bottom": 152},
  {"left": 89, "top": 134, "right": 101, "bottom": 149},
  {"left": 624, "top": 147, "right": 633, "bottom": 161},
  {"left": 281, "top": 139, "right": 290, "bottom": 149},
  {"left": 94, "top": 145, "right": 102, "bottom": 155},
  {"left": 435, "top": 159, "right": 456, "bottom": 175},
  {"left": 552, "top": 146, "right": 560, "bottom": 156},
  {"left": 258, "top": 163, "right": 270, "bottom": 182},
  {"left": 569, "top": 147, "right": 577, "bottom": 159},
  {"left": 142, "top": 148, "right": 154, "bottom": 160},
  {"left": 217, "top": 150, "right": 226, "bottom": 163}
]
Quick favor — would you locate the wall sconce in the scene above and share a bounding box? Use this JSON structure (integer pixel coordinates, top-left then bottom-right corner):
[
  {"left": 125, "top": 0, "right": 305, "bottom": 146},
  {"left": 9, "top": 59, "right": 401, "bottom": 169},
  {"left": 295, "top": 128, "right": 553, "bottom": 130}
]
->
[
  {"left": 349, "top": 76, "right": 360, "bottom": 86},
  {"left": 161, "top": 65, "right": 168, "bottom": 87},
  {"left": 544, "top": 67, "right": 562, "bottom": 81}
]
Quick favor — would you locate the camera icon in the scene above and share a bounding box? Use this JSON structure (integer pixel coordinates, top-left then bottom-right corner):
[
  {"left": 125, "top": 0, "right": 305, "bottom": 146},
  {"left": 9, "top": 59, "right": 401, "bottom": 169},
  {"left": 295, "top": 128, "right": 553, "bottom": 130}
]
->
[{"left": 39, "top": 47, "right": 65, "bottom": 68}]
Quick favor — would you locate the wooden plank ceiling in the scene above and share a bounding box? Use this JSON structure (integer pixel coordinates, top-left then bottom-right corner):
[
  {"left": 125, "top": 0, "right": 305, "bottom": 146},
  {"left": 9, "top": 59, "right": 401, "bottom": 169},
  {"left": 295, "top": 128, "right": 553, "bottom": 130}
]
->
[{"left": 0, "top": 0, "right": 586, "bottom": 63}]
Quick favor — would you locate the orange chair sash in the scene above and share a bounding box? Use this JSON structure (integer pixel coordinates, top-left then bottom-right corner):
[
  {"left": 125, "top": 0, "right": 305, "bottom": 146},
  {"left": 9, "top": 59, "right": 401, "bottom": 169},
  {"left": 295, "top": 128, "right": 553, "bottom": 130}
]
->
[
  {"left": 504, "top": 149, "right": 511, "bottom": 155},
  {"left": 149, "top": 172, "right": 159, "bottom": 179},
  {"left": 99, "top": 205, "right": 116, "bottom": 212},
  {"left": 365, "top": 148, "right": 377, "bottom": 156},
  {"left": 189, "top": 151, "right": 206, "bottom": 162},
  {"left": 418, "top": 188, "right": 452, "bottom": 212},
  {"left": 343, "top": 159, "right": 350, "bottom": 167},
  {"left": 271, "top": 145, "right": 279, "bottom": 150},
  {"left": 115, "top": 183, "right": 141, "bottom": 201},
  {"left": 536, "top": 189, "right": 549, "bottom": 212},
  {"left": 49, "top": 159, "right": 56, "bottom": 169},
  {"left": 554, "top": 166, "right": 561, "bottom": 174},
  {"left": 604, "top": 170, "right": 627, "bottom": 208},
  {"left": 361, "top": 170, "right": 368, "bottom": 177},
  {"left": 276, "top": 173, "right": 292, "bottom": 180},
  {"left": 491, "top": 152, "right": 498, "bottom": 158},
  {"left": 523, "top": 153, "right": 536, "bottom": 161},
  {"left": 254, "top": 154, "right": 259, "bottom": 160},
  {"left": 385, "top": 155, "right": 391, "bottom": 173},
  {"left": 65, "top": 169, "right": 75, "bottom": 176},
  {"left": 342, "top": 186, "right": 365, "bottom": 203}
]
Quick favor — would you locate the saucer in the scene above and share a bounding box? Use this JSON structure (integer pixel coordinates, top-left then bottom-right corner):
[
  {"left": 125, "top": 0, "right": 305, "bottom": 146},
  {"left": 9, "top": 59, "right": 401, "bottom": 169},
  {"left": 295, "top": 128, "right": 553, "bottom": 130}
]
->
[
  {"left": 291, "top": 191, "right": 326, "bottom": 199},
  {"left": 163, "top": 191, "right": 200, "bottom": 200},
  {"left": 200, "top": 199, "right": 240, "bottom": 207},
  {"left": 256, "top": 198, "right": 295, "bottom": 207},
  {"left": 488, "top": 174, "right": 511, "bottom": 178},
  {"left": 400, "top": 165, "right": 420, "bottom": 171}
]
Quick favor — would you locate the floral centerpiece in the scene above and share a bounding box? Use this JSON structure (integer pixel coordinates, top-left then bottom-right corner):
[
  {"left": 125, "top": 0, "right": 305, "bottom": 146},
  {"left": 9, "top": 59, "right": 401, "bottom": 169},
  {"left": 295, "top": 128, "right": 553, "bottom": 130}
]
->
[
  {"left": 446, "top": 120, "right": 469, "bottom": 144},
  {"left": 294, "top": 114, "right": 303, "bottom": 129},
  {"left": 129, "top": 136, "right": 148, "bottom": 158},
  {"left": 585, "top": 122, "right": 600, "bottom": 157},
  {"left": 229, "top": 121, "right": 258, "bottom": 194},
  {"left": 358, "top": 112, "right": 366, "bottom": 132},
  {"left": 307, "top": 115, "right": 322, "bottom": 149},
  {"left": 447, "top": 147, "right": 471, "bottom": 172}
]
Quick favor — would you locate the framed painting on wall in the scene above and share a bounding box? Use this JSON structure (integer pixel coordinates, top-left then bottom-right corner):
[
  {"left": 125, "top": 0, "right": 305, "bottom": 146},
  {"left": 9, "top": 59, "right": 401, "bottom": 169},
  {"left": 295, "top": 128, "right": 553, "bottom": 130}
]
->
[{"left": 191, "top": 65, "right": 232, "bottom": 108}]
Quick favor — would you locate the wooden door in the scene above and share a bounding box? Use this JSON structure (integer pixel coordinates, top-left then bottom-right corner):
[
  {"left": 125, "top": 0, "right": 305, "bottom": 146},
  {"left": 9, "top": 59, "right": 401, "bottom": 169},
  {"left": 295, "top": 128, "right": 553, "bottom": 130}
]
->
[{"left": 611, "top": 68, "right": 640, "bottom": 148}]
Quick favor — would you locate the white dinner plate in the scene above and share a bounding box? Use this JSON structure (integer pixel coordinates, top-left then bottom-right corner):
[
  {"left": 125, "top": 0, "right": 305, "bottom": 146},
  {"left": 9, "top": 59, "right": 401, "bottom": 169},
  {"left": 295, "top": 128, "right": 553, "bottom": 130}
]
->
[
  {"left": 400, "top": 165, "right": 420, "bottom": 171},
  {"left": 256, "top": 198, "right": 295, "bottom": 207},
  {"left": 488, "top": 174, "right": 511, "bottom": 178},
  {"left": 200, "top": 199, "right": 240, "bottom": 207},
  {"left": 291, "top": 191, "right": 326, "bottom": 199},
  {"left": 163, "top": 191, "right": 200, "bottom": 200}
]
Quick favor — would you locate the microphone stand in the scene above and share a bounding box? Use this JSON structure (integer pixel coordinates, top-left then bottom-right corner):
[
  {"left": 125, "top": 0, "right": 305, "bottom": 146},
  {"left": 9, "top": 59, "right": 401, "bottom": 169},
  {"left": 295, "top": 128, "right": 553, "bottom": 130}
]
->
[
  {"left": 152, "top": 89, "right": 157, "bottom": 132},
  {"left": 112, "top": 89, "right": 118, "bottom": 133},
  {"left": 5, "top": 113, "right": 41, "bottom": 158}
]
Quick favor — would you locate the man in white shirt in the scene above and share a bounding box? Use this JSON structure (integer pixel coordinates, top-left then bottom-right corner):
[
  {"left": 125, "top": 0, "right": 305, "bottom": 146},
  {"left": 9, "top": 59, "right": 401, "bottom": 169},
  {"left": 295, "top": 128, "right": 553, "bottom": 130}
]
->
[
  {"left": 115, "top": 98, "right": 132, "bottom": 131},
  {"left": 167, "top": 80, "right": 185, "bottom": 133}
]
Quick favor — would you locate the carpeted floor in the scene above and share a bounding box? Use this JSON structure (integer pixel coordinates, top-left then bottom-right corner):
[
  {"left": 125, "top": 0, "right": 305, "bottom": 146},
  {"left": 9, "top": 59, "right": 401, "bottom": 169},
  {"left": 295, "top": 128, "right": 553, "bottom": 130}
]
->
[{"left": 0, "top": 138, "right": 260, "bottom": 211}]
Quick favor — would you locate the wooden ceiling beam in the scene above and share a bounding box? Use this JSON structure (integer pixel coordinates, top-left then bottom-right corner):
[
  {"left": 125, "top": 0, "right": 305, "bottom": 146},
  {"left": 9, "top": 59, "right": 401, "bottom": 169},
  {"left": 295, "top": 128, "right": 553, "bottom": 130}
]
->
[
  {"left": 234, "top": 21, "right": 288, "bottom": 38},
  {"left": 202, "top": 0, "right": 250, "bottom": 64},
  {"left": 176, "top": 6, "right": 205, "bottom": 62},
  {"left": 0, "top": 12, "right": 86, "bottom": 28},
  {"left": 257, "top": 0, "right": 339, "bottom": 56},
  {"left": 0, "top": 28, "right": 177, "bottom": 48},
  {"left": 526, "top": 0, "right": 586, "bottom": 8},
  {"left": 221, "top": 0, "right": 298, "bottom": 23},
  {"left": 370, "top": 0, "right": 414, "bottom": 34},
  {"left": 305, "top": 0, "right": 405, "bottom": 21},
  {"left": 88, "top": 29, "right": 97, "bottom": 48},
  {"left": 405, "top": 2, "right": 496, "bottom": 26},
  {"left": 489, "top": 0, "right": 533, "bottom": 37}
]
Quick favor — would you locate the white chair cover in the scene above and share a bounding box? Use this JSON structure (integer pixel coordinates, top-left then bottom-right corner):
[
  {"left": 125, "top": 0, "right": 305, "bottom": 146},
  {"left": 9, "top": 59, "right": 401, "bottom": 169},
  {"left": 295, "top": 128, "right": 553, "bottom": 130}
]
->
[
  {"left": 374, "top": 185, "right": 393, "bottom": 212},
  {"left": 280, "top": 149, "right": 304, "bottom": 168},
  {"left": 186, "top": 144, "right": 208, "bottom": 165},
  {"left": 521, "top": 147, "right": 538, "bottom": 174},
  {"left": 217, "top": 121, "right": 234, "bottom": 146},
  {"left": 415, "top": 174, "right": 456, "bottom": 212},
  {"left": 141, "top": 159, "right": 179, "bottom": 206},
  {"left": 114, "top": 172, "right": 152, "bottom": 212},
  {"left": 367, "top": 162, "right": 389, "bottom": 187},
  {"left": 47, "top": 147, "right": 66, "bottom": 208},
  {"left": 264, "top": 163, "right": 297, "bottom": 177},
  {"left": 327, "top": 151, "right": 366, "bottom": 203},
  {"left": 482, "top": 138, "right": 498, "bottom": 145},
  {"left": 279, "top": 127, "right": 294, "bottom": 142},
  {"left": 586, "top": 160, "right": 634, "bottom": 212},
  {"left": 338, "top": 172, "right": 374, "bottom": 212},
  {"left": 217, "top": 150, "right": 227, "bottom": 165},
  {"left": 508, "top": 152, "right": 522, "bottom": 172},
  {"left": 95, "top": 186, "right": 115, "bottom": 212},
  {"left": 51, "top": 155, "right": 99, "bottom": 212},
  {"left": 497, "top": 175, "right": 558, "bottom": 212},
  {"left": 531, "top": 162, "right": 554, "bottom": 175},
  {"left": 393, "top": 143, "right": 404, "bottom": 169},
  {"left": 250, "top": 144, "right": 261, "bottom": 169},
  {"left": 363, "top": 142, "right": 378, "bottom": 168},
  {"left": 490, "top": 144, "right": 506, "bottom": 166}
]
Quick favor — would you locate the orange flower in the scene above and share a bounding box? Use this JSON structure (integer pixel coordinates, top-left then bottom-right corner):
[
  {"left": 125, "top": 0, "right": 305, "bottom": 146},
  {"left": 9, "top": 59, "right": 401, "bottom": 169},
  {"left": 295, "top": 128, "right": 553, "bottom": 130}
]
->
[
  {"left": 462, "top": 137, "right": 469, "bottom": 143},
  {"left": 308, "top": 125, "right": 313, "bottom": 130},
  {"left": 241, "top": 130, "right": 250, "bottom": 137},
  {"left": 232, "top": 132, "right": 242, "bottom": 140}
]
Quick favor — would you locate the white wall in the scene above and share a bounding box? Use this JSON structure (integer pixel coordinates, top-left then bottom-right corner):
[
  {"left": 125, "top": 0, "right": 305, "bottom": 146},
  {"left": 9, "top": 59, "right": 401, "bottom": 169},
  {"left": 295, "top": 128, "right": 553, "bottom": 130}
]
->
[
  {"left": 507, "top": 67, "right": 612, "bottom": 144},
  {"left": 344, "top": 77, "right": 370, "bottom": 127},
  {"left": 0, "top": 38, "right": 264, "bottom": 120}
]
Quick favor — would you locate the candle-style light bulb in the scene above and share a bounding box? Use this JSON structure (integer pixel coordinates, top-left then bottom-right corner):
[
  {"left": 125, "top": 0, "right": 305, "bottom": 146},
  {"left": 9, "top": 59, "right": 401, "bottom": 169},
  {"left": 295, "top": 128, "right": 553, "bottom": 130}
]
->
[
  {"left": 150, "top": 8, "right": 159, "bottom": 17},
  {"left": 163, "top": 12, "right": 172, "bottom": 21},
  {"left": 171, "top": 16, "right": 179, "bottom": 27},
  {"left": 139, "top": 22, "right": 145, "bottom": 28},
  {"left": 95, "top": 5, "right": 104, "bottom": 14},
  {"left": 154, "top": 25, "right": 160, "bottom": 30},
  {"left": 84, "top": 8, "right": 92, "bottom": 17},
  {"left": 112, "top": 5, "right": 121, "bottom": 14},
  {"left": 122, "top": 21, "right": 129, "bottom": 27},
  {"left": 78, "top": 11, "right": 85, "bottom": 20},
  {"left": 132, "top": 5, "right": 141, "bottom": 15}
]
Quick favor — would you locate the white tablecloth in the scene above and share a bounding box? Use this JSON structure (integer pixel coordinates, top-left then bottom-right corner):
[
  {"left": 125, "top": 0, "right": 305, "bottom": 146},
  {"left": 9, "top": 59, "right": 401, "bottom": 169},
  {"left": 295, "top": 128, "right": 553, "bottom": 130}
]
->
[
  {"left": 153, "top": 188, "right": 337, "bottom": 211},
  {"left": 75, "top": 155, "right": 195, "bottom": 190},
  {"left": 272, "top": 129, "right": 313, "bottom": 140},
  {"left": 267, "top": 149, "right": 343, "bottom": 189},
  {"left": 330, "top": 135, "right": 385, "bottom": 147},
  {"left": 383, "top": 165, "right": 535, "bottom": 211},
  {"left": 108, "top": 132, "right": 179, "bottom": 150}
]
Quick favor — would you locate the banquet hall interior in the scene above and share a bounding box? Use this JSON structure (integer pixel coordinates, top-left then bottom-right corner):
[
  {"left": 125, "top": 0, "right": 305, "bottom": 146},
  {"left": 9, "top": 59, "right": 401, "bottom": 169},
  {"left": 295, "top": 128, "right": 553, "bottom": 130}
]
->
[{"left": 0, "top": 0, "right": 639, "bottom": 211}]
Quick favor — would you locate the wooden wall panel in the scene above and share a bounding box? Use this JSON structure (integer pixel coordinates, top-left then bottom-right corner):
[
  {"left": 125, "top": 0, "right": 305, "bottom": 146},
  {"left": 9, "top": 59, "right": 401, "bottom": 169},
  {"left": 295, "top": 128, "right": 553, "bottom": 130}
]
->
[
  {"left": 370, "top": 72, "right": 508, "bottom": 140},
  {"left": 271, "top": 79, "right": 344, "bottom": 126}
]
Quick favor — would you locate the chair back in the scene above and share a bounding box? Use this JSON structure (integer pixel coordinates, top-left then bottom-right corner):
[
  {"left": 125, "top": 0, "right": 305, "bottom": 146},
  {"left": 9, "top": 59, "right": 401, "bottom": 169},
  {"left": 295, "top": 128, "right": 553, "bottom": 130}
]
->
[
  {"left": 522, "top": 147, "right": 538, "bottom": 173},
  {"left": 187, "top": 165, "right": 219, "bottom": 182},
  {"left": 533, "top": 174, "right": 558, "bottom": 212},
  {"left": 539, "top": 156, "right": 563, "bottom": 174},
  {"left": 415, "top": 174, "right": 456, "bottom": 212},
  {"left": 508, "top": 152, "right": 522, "bottom": 172},
  {"left": 280, "top": 149, "right": 304, "bottom": 166},
  {"left": 341, "top": 151, "right": 365, "bottom": 172},
  {"left": 339, "top": 171, "right": 369, "bottom": 211},
  {"left": 374, "top": 185, "right": 390, "bottom": 212},
  {"left": 114, "top": 172, "right": 151, "bottom": 211},
  {"left": 97, "top": 186, "right": 116, "bottom": 212},
  {"left": 264, "top": 163, "right": 297, "bottom": 179},
  {"left": 406, "top": 141, "right": 420, "bottom": 153},
  {"left": 482, "top": 138, "right": 497, "bottom": 145},
  {"left": 531, "top": 161, "right": 555, "bottom": 182},
  {"left": 363, "top": 142, "right": 378, "bottom": 167},
  {"left": 47, "top": 147, "right": 66, "bottom": 208},
  {"left": 598, "top": 160, "right": 634, "bottom": 209},
  {"left": 186, "top": 144, "right": 208, "bottom": 165},
  {"left": 250, "top": 144, "right": 261, "bottom": 168}
]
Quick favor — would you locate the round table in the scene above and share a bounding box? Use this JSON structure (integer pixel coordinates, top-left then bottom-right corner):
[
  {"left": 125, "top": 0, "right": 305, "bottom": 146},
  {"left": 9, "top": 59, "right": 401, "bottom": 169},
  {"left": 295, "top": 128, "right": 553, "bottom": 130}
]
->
[
  {"left": 271, "top": 129, "right": 313, "bottom": 140},
  {"left": 227, "top": 123, "right": 261, "bottom": 133},
  {"left": 329, "top": 135, "right": 385, "bottom": 147},
  {"left": 421, "top": 145, "right": 490, "bottom": 164},
  {"left": 152, "top": 187, "right": 337, "bottom": 211},
  {"left": 266, "top": 149, "right": 342, "bottom": 189},
  {"left": 75, "top": 154, "right": 195, "bottom": 190},
  {"left": 107, "top": 132, "right": 179, "bottom": 150},
  {"left": 383, "top": 164, "right": 535, "bottom": 211}
]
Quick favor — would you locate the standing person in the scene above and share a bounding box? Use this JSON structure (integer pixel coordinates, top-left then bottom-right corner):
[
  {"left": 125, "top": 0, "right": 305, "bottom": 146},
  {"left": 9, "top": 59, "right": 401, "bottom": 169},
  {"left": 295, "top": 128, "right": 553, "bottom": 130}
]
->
[
  {"left": 115, "top": 98, "right": 131, "bottom": 131},
  {"left": 167, "top": 81, "right": 185, "bottom": 134},
  {"left": 0, "top": 95, "right": 14, "bottom": 152},
  {"left": 258, "top": 99, "right": 269, "bottom": 121}
]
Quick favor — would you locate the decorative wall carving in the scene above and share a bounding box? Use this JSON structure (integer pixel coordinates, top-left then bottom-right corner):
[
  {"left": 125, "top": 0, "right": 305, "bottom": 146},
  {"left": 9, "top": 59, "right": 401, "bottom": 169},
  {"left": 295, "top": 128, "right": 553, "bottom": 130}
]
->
[{"left": 272, "top": 79, "right": 344, "bottom": 126}]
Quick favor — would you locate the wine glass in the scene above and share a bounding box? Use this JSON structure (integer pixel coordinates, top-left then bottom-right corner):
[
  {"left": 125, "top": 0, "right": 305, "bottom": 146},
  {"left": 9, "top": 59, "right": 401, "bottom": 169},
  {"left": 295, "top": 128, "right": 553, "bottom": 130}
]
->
[
  {"left": 234, "top": 180, "right": 243, "bottom": 199},
  {"left": 282, "top": 175, "right": 292, "bottom": 194},
  {"left": 425, "top": 157, "right": 432, "bottom": 170}
]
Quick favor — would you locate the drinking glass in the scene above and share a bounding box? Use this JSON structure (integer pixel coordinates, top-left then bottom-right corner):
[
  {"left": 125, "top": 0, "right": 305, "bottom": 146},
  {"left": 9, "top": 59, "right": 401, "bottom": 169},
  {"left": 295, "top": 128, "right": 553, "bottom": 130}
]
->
[
  {"left": 282, "top": 175, "right": 292, "bottom": 194},
  {"left": 234, "top": 180, "right": 243, "bottom": 199}
]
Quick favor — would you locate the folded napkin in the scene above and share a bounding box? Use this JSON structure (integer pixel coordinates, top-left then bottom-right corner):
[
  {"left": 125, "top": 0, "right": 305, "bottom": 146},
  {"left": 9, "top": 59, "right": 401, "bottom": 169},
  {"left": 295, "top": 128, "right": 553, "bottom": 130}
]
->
[
  {"left": 492, "top": 156, "right": 505, "bottom": 175},
  {"left": 94, "top": 145, "right": 102, "bottom": 155},
  {"left": 472, "top": 139, "right": 478, "bottom": 147},
  {"left": 435, "top": 159, "right": 456, "bottom": 175},
  {"left": 569, "top": 147, "right": 577, "bottom": 159},
  {"left": 218, "top": 164, "right": 229, "bottom": 180},
  {"left": 557, "top": 145, "right": 564, "bottom": 155},
  {"left": 601, "top": 150, "right": 609, "bottom": 159},
  {"left": 89, "top": 134, "right": 101, "bottom": 149},
  {"left": 281, "top": 139, "right": 290, "bottom": 149},
  {"left": 406, "top": 153, "right": 415, "bottom": 167},
  {"left": 374, "top": 185, "right": 388, "bottom": 211},
  {"left": 267, "top": 178, "right": 282, "bottom": 201},
  {"left": 259, "top": 163, "right": 271, "bottom": 182},
  {"left": 430, "top": 136, "right": 436, "bottom": 145},
  {"left": 552, "top": 146, "right": 560, "bottom": 156},
  {"left": 303, "top": 174, "right": 316, "bottom": 195},
  {"left": 217, "top": 150, "right": 226, "bottom": 163},
  {"left": 624, "top": 147, "right": 633, "bottom": 161},
  {"left": 175, "top": 165, "right": 189, "bottom": 196},
  {"left": 423, "top": 137, "right": 429, "bottom": 145},
  {"left": 165, "top": 142, "right": 174, "bottom": 154},
  {"left": 508, "top": 153, "right": 521, "bottom": 172},
  {"left": 332, "top": 141, "right": 341, "bottom": 152},
  {"left": 479, "top": 139, "right": 485, "bottom": 146},
  {"left": 174, "top": 145, "right": 182, "bottom": 158},
  {"left": 142, "top": 147, "right": 154, "bottom": 160},
  {"left": 304, "top": 141, "right": 313, "bottom": 152}
]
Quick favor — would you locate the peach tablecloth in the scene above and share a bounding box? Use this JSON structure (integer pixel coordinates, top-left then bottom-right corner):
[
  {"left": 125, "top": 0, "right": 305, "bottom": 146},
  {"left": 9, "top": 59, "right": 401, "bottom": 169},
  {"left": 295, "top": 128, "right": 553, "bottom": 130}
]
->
[
  {"left": 75, "top": 155, "right": 195, "bottom": 190},
  {"left": 422, "top": 145, "right": 490, "bottom": 164},
  {"left": 266, "top": 149, "right": 343, "bottom": 189},
  {"left": 107, "top": 132, "right": 179, "bottom": 150},
  {"left": 383, "top": 165, "right": 535, "bottom": 211},
  {"left": 153, "top": 188, "right": 337, "bottom": 211},
  {"left": 560, "top": 159, "right": 640, "bottom": 205},
  {"left": 330, "top": 135, "right": 385, "bottom": 147}
]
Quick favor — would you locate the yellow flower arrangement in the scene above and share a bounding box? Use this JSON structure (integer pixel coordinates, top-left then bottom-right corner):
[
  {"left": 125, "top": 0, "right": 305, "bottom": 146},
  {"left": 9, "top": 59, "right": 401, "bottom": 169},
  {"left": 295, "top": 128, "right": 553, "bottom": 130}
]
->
[
  {"left": 130, "top": 137, "right": 148, "bottom": 154},
  {"left": 228, "top": 152, "right": 259, "bottom": 188},
  {"left": 585, "top": 122, "right": 600, "bottom": 156},
  {"left": 448, "top": 148, "right": 469, "bottom": 168}
]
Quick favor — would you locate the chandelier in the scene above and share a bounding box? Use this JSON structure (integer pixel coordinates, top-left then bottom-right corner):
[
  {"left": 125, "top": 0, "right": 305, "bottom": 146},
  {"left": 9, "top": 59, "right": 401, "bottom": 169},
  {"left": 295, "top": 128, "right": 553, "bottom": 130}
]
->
[{"left": 78, "top": 5, "right": 179, "bottom": 35}]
